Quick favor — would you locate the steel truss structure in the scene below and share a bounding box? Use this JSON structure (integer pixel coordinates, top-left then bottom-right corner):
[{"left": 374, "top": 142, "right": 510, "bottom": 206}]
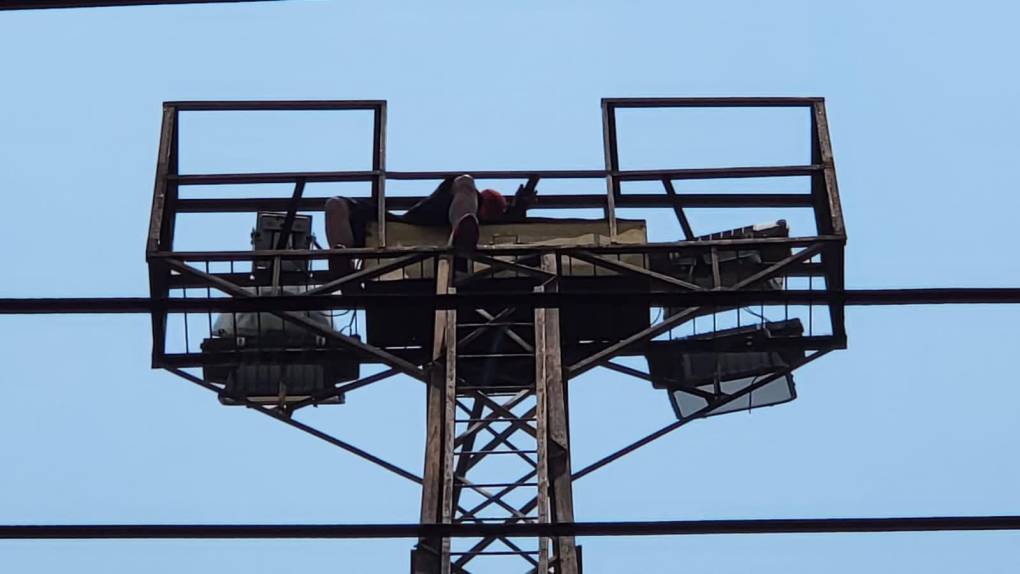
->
[
  {"left": 410, "top": 254, "right": 580, "bottom": 572},
  {"left": 134, "top": 97, "right": 853, "bottom": 572},
  {"left": 147, "top": 239, "right": 842, "bottom": 572},
  {"left": 4, "top": 97, "right": 1013, "bottom": 570},
  {"left": 145, "top": 97, "right": 847, "bottom": 366}
]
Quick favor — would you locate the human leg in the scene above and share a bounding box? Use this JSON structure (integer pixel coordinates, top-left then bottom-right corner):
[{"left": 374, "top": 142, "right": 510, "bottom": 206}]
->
[
  {"left": 448, "top": 175, "right": 480, "bottom": 250},
  {"left": 325, "top": 197, "right": 356, "bottom": 248},
  {"left": 400, "top": 177, "right": 455, "bottom": 225},
  {"left": 398, "top": 175, "right": 480, "bottom": 249},
  {"left": 448, "top": 175, "right": 479, "bottom": 225},
  {"left": 325, "top": 196, "right": 380, "bottom": 274}
]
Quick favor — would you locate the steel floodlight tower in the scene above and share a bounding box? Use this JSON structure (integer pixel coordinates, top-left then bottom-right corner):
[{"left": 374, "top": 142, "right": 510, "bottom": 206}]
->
[{"left": 145, "top": 97, "right": 846, "bottom": 573}]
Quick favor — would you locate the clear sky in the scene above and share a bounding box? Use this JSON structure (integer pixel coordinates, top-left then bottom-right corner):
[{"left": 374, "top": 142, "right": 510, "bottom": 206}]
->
[{"left": 2, "top": 1, "right": 1019, "bottom": 572}]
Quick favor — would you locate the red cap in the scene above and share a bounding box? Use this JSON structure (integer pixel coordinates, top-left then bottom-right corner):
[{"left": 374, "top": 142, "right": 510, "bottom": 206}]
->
[{"left": 478, "top": 189, "right": 507, "bottom": 221}]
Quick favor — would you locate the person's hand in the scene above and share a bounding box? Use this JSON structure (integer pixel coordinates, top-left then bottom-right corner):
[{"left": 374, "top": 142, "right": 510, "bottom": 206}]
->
[{"left": 508, "top": 176, "right": 539, "bottom": 218}]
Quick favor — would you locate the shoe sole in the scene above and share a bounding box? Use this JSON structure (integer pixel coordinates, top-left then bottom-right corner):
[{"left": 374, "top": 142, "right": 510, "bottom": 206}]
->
[{"left": 450, "top": 215, "right": 480, "bottom": 251}]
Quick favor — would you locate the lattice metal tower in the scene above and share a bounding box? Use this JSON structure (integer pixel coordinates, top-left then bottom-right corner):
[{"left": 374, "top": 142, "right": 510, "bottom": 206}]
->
[{"left": 146, "top": 97, "right": 846, "bottom": 573}]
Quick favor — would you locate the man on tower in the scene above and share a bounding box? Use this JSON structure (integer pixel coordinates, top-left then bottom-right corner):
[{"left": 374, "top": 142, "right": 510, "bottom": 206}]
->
[{"left": 324, "top": 174, "right": 535, "bottom": 273}]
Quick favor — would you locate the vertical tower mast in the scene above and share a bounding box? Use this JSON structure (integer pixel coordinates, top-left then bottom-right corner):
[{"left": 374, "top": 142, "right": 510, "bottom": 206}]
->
[{"left": 415, "top": 255, "right": 580, "bottom": 573}]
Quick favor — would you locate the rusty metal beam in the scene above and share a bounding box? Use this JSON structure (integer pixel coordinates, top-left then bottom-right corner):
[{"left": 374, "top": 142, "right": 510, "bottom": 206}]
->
[
  {"left": 572, "top": 349, "right": 831, "bottom": 481},
  {"left": 603, "top": 97, "right": 824, "bottom": 108},
  {"left": 174, "top": 193, "right": 812, "bottom": 213},
  {"left": 151, "top": 236, "right": 842, "bottom": 260},
  {"left": 167, "top": 368, "right": 422, "bottom": 484}
]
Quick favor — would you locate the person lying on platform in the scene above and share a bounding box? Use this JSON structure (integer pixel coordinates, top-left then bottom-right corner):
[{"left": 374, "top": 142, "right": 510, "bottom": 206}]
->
[{"left": 324, "top": 174, "right": 535, "bottom": 273}]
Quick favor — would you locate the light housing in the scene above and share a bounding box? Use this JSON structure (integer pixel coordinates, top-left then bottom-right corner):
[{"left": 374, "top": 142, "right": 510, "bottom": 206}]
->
[{"left": 645, "top": 319, "right": 804, "bottom": 419}]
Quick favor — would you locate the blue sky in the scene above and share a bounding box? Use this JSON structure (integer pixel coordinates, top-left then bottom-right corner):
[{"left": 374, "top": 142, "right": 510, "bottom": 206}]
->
[{"left": 1, "top": 1, "right": 1019, "bottom": 572}]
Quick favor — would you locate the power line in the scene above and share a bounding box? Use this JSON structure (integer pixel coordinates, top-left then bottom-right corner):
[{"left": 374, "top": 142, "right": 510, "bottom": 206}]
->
[
  {"left": 1, "top": 289, "right": 1018, "bottom": 315},
  {"left": 3, "top": 516, "right": 1019, "bottom": 539},
  {"left": 0, "top": 0, "right": 279, "bottom": 9}
]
